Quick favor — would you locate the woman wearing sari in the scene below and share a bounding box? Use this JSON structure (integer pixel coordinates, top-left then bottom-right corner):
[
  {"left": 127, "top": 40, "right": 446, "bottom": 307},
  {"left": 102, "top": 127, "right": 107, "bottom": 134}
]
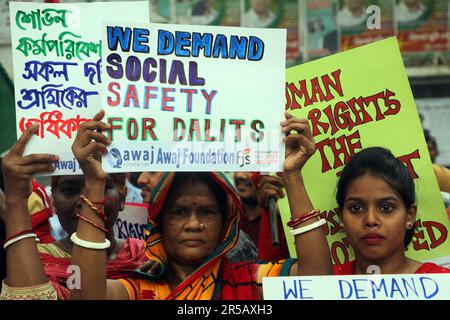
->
[
  {"left": 258, "top": 147, "right": 450, "bottom": 275},
  {"left": 0, "top": 110, "right": 333, "bottom": 300},
  {"left": 0, "top": 128, "right": 147, "bottom": 300},
  {"left": 36, "top": 174, "right": 148, "bottom": 299},
  {"left": 68, "top": 110, "right": 332, "bottom": 300}
]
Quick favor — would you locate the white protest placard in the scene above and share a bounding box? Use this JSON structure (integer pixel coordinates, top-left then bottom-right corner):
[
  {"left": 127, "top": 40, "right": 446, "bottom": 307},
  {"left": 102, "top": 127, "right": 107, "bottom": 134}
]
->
[
  {"left": 10, "top": 1, "right": 149, "bottom": 175},
  {"left": 101, "top": 23, "right": 286, "bottom": 172},
  {"left": 263, "top": 274, "right": 450, "bottom": 300},
  {"left": 112, "top": 202, "right": 148, "bottom": 240}
]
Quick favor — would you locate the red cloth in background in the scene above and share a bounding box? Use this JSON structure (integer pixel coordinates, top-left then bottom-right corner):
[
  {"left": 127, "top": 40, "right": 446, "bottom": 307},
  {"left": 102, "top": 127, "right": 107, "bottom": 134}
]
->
[
  {"left": 40, "top": 238, "right": 147, "bottom": 299},
  {"left": 240, "top": 213, "right": 260, "bottom": 246},
  {"left": 30, "top": 179, "right": 55, "bottom": 244}
]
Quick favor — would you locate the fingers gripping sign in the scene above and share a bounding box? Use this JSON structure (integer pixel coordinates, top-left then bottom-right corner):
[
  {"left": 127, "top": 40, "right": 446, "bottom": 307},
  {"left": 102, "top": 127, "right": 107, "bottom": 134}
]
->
[
  {"left": 280, "top": 112, "right": 316, "bottom": 173},
  {"left": 2, "top": 124, "right": 59, "bottom": 202},
  {"left": 72, "top": 110, "right": 111, "bottom": 180}
]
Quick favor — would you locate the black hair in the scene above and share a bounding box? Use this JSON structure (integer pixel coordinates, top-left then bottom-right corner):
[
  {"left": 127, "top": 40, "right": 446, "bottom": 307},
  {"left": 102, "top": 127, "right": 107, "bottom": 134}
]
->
[
  {"left": 129, "top": 172, "right": 142, "bottom": 189},
  {"left": 159, "top": 172, "right": 228, "bottom": 225},
  {"left": 423, "top": 129, "right": 438, "bottom": 149},
  {"left": 336, "top": 147, "right": 416, "bottom": 247}
]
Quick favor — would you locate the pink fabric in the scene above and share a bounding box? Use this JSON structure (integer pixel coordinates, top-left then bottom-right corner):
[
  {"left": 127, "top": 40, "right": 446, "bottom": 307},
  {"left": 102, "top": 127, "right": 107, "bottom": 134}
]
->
[
  {"left": 40, "top": 238, "right": 147, "bottom": 299},
  {"left": 31, "top": 179, "right": 55, "bottom": 244}
]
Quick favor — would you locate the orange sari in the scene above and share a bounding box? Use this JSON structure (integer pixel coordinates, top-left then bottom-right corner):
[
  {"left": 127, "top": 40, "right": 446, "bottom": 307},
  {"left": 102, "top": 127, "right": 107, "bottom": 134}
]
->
[{"left": 118, "top": 172, "right": 295, "bottom": 300}]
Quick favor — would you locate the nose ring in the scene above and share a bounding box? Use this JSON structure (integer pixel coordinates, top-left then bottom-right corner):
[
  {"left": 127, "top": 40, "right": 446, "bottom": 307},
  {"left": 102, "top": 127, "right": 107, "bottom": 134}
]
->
[{"left": 200, "top": 223, "right": 206, "bottom": 230}]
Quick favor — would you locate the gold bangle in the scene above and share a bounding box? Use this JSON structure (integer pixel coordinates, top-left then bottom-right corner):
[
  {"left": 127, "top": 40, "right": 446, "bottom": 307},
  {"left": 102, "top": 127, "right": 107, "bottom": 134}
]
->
[
  {"left": 80, "top": 194, "right": 107, "bottom": 222},
  {"left": 0, "top": 281, "right": 58, "bottom": 300}
]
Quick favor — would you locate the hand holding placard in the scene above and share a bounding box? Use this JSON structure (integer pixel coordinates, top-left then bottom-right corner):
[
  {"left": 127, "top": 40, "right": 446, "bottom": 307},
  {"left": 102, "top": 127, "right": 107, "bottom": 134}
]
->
[{"left": 72, "top": 110, "right": 111, "bottom": 181}]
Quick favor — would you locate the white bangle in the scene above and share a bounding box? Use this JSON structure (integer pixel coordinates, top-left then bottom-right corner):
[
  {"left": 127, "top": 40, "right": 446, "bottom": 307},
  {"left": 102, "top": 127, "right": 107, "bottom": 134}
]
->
[
  {"left": 290, "top": 219, "right": 326, "bottom": 236},
  {"left": 3, "top": 233, "right": 38, "bottom": 249},
  {"left": 70, "top": 233, "right": 111, "bottom": 250}
]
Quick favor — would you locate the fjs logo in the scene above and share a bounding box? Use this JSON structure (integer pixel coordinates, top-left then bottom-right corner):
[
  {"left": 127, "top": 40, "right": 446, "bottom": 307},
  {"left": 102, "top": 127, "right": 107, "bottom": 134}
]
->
[
  {"left": 107, "top": 148, "right": 123, "bottom": 169},
  {"left": 237, "top": 148, "right": 251, "bottom": 168}
]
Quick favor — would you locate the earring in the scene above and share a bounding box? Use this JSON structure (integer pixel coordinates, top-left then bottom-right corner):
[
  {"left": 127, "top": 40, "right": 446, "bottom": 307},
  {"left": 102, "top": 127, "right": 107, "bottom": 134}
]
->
[
  {"left": 339, "top": 222, "right": 345, "bottom": 231},
  {"left": 406, "top": 222, "right": 413, "bottom": 230}
]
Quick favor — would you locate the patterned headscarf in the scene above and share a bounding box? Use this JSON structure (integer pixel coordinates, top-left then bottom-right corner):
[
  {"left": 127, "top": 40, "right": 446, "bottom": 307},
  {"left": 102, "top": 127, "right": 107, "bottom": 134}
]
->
[{"left": 143, "top": 172, "right": 243, "bottom": 299}]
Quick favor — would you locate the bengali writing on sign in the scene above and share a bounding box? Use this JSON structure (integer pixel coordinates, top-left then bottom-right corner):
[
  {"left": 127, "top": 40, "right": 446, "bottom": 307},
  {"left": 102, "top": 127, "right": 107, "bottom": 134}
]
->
[{"left": 13, "top": 6, "right": 102, "bottom": 140}]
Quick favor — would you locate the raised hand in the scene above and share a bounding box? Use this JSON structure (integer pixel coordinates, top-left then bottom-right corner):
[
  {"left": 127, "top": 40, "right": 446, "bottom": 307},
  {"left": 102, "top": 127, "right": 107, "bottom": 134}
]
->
[
  {"left": 1, "top": 125, "right": 58, "bottom": 289},
  {"left": 280, "top": 112, "right": 316, "bottom": 174},
  {"left": 72, "top": 110, "right": 111, "bottom": 181},
  {"left": 2, "top": 124, "right": 58, "bottom": 204}
]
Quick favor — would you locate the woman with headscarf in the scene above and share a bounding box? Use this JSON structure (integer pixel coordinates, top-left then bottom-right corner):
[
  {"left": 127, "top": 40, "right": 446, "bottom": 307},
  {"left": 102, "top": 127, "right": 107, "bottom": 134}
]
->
[
  {"left": 0, "top": 111, "right": 333, "bottom": 300},
  {"left": 0, "top": 132, "right": 147, "bottom": 300},
  {"left": 36, "top": 174, "right": 148, "bottom": 299},
  {"left": 67, "top": 111, "right": 332, "bottom": 300}
]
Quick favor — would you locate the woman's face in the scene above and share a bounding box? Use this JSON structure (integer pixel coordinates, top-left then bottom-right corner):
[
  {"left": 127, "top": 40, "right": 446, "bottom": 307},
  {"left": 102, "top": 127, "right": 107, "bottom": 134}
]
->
[
  {"left": 52, "top": 175, "right": 124, "bottom": 235},
  {"left": 340, "top": 173, "right": 416, "bottom": 263},
  {"left": 161, "top": 180, "right": 224, "bottom": 266}
]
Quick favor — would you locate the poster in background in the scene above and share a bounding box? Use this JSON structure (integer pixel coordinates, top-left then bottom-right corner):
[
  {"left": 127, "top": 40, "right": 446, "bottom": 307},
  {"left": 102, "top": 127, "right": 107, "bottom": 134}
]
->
[
  {"left": 241, "top": 0, "right": 301, "bottom": 66},
  {"left": 102, "top": 22, "right": 286, "bottom": 172},
  {"left": 0, "top": 0, "right": 11, "bottom": 45},
  {"left": 396, "top": 0, "right": 449, "bottom": 67},
  {"left": 149, "top": 0, "right": 172, "bottom": 23},
  {"left": 175, "top": 0, "right": 241, "bottom": 26},
  {"left": 338, "top": 0, "right": 395, "bottom": 51},
  {"left": 10, "top": 1, "right": 149, "bottom": 175},
  {"left": 281, "top": 37, "right": 450, "bottom": 267},
  {"left": 305, "top": 0, "right": 340, "bottom": 61},
  {"left": 0, "top": 0, "right": 46, "bottom": 46}
]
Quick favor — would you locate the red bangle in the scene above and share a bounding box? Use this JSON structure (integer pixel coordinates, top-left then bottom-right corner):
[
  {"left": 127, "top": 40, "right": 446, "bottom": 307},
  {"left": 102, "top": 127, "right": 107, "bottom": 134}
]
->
[
  {"left": 2, "top": 229, "right": 35, "bottom": 246},
  {"left": 76, "top": 214, "right": 109, "bottom": 233},
  {"left": 288, "top": 213, "right": 320, "bottom": 228},
  {"left": 287, "top": 210, "right": 321, "bottom": 228},
  {"left": 80, "top": 194, "right": 107, "bottom": 223}
]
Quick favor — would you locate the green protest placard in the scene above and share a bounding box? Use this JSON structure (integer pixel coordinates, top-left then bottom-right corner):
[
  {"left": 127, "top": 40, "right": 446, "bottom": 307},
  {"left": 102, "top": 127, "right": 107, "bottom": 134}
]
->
[{"left": 280, "top": 37, "right": 450, "bottom": 266}]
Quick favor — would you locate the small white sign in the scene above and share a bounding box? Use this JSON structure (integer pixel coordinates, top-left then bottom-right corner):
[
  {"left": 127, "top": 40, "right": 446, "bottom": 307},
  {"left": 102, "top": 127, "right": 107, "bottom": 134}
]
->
[
  {"left": 11, "top": 1, "right": 150, "bottom": 175},
  {"left": 263, "top": 274, "right": 450, "bottom": 300},
  {"left": 112, "top": 202, "right": 148, "bottom": 240},
  {"left": 101, "top": 22, "right": 286, "bottom": 172}
]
